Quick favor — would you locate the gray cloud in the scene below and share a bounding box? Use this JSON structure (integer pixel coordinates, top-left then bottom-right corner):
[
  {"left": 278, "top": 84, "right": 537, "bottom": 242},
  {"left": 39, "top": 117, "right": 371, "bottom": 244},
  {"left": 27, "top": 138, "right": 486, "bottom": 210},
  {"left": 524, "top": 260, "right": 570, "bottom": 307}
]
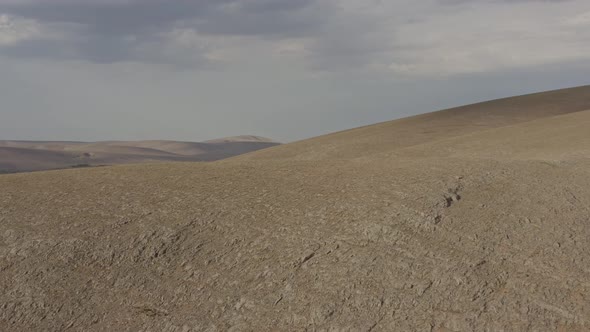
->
[
  {"left": 0, "top": 0, "right": 324, "bottom": 63},
  {"left": 0, "top": 0, "right": 319, "bottom": 35},
  {"left": 440, "top": 0, "right": 573, "bottom": 4},
  {"left": 1, "top": 1, "right": 227, "bottom": 33},
  {"left": 1, "top": 0, "right": 590, "bottom": 75}
]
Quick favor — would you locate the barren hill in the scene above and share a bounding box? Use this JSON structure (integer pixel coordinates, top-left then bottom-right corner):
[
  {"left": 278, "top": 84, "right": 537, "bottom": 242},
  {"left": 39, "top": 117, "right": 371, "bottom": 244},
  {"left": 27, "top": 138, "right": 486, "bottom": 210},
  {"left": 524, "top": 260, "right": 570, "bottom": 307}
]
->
[
  {"left": 237, "top": 85, "right": 590, "bottom": 161},
  {"left": 1, "top": 86, "right": 590, "bottom": 331},
  {"left": 0, "top": 136, "right": 279, "bottom": 173}
]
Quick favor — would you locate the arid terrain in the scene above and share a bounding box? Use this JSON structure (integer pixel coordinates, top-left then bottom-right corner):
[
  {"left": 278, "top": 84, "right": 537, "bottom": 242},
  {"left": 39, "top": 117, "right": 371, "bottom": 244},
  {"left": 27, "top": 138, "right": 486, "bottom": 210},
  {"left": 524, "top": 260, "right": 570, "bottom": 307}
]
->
[
  {"left": 1, "top": 86, "right": 590, "bottom": 331},
  {"left": 0, "top": 135, "right": 279, "bottom": 173}
]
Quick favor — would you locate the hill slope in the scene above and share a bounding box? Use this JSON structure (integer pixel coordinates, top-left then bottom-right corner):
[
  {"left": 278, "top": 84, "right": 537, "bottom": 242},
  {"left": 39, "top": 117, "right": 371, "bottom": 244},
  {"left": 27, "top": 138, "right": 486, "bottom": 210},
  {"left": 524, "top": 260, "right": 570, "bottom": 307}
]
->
[
  {"left": 0, "top": 137, "right": 279, "bottom": 173},
  {"left": 1, "top": 87, "right": 590, "bottom": 331},
  {"left": 236, "top": 85, "right": 590, "bottom": 161}
]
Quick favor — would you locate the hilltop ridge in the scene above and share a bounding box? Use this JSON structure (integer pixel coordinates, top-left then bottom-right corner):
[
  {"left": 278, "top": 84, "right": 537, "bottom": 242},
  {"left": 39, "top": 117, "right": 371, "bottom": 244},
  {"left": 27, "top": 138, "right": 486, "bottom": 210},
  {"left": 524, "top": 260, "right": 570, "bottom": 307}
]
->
[{"left": 235, "top": 85, "right": 590, "bottom": 161}]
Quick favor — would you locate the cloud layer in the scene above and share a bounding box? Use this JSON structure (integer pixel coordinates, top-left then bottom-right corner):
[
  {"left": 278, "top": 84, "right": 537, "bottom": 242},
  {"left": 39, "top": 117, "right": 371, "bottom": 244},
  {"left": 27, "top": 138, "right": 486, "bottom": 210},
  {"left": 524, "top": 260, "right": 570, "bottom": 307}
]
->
[{"left": 1, "top": 0, "right": 590, "bottom": 75}]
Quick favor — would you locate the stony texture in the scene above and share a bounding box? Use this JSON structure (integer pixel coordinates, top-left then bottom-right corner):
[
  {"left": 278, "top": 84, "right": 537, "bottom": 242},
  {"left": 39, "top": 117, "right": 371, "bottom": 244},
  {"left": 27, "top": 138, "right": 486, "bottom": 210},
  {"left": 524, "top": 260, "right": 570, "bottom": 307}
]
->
[{"left": 1, "top": 86, "right": 590, "bottom": 331}]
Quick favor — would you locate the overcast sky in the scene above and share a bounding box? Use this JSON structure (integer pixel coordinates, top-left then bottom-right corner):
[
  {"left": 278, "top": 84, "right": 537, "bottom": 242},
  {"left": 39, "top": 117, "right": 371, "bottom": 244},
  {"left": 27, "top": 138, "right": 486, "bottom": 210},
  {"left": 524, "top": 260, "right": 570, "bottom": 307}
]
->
[{"left": 1, "top": 0, "right": 589, "bottom": 142}]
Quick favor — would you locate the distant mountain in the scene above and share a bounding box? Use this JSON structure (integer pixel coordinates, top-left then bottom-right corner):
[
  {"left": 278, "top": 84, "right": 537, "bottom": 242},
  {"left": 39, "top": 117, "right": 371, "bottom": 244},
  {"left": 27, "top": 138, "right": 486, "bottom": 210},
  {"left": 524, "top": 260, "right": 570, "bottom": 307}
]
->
[{"left": 0, "top": 136, "right": 279, "bottom": 173}]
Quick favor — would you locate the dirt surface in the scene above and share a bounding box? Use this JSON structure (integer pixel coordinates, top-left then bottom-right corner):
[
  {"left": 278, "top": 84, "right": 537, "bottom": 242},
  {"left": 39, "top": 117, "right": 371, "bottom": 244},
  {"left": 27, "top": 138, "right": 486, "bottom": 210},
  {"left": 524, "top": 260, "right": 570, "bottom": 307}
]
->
[
  {"left": 1, "top": 86, "right": 590, "bottom": 331},
  {"left": 0, "top": 136, "right": 279, "bottom": 173}
]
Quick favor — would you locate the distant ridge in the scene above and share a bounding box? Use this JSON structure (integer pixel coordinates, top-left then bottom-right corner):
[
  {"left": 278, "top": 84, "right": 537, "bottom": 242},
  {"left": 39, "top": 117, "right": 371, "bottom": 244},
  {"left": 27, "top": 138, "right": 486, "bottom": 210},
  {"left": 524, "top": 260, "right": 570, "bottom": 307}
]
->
[
  {"left": 0, "top": 136, "right": 279, "bottom": 173},
  {"left": 204, "top": 135, "right": 277, "bottom": 143}
]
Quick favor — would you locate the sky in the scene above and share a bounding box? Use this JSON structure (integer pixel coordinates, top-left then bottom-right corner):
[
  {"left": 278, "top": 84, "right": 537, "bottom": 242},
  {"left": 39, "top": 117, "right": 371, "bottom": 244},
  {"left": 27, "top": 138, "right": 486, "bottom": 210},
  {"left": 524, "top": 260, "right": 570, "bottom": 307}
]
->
[{"left": 1, "top": 0, "right": 590, "bottom": 143}]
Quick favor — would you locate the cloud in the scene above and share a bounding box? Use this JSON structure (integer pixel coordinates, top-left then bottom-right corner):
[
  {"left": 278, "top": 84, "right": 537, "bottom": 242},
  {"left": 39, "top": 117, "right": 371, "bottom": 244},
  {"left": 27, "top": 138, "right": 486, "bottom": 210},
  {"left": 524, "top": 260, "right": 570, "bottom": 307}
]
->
[
  {"left": 386, "top": 0, "right": 590, "bottom": 76},
  {"left": 0, "top": 0, "right": 589, "bottom": 76},
  {"left": 0, "top": 0, "right": 325, "bottom": 64},
  {"left": 299, "top": 0, "right": 590, "bottom": 76},
  {"left": 0, "top": 14, "right": 43, "bottom": 45}
]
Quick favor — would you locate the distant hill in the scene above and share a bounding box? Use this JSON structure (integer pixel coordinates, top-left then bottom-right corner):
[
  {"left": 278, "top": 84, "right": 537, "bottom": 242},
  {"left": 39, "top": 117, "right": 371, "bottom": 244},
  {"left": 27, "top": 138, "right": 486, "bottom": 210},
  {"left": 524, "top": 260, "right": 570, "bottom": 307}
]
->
[{"left": 0, "top": 136, "right": 279, "bottom": 173}]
